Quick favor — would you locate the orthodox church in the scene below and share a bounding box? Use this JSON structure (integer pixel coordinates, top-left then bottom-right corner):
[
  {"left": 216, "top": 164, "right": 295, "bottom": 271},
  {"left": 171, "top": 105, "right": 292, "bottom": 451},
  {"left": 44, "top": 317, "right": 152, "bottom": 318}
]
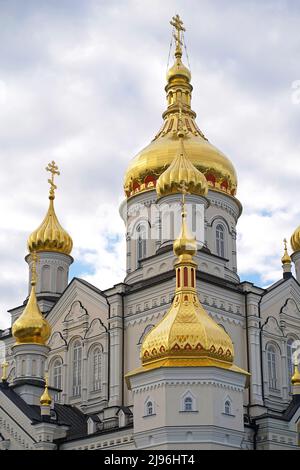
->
[{"left": 1, "top": 16, "right": 300, "bottom": 451}]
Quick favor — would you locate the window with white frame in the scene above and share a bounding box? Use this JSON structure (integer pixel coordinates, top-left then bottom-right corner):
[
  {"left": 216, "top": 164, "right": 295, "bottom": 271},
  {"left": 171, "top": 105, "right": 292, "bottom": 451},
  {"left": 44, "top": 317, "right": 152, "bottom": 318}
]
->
[
  {"left": 267, "top": 344, "right": 278, "bottom": 390},
  {"left": 181, "top": 391, "right": 196, "bottom": 412},
  {"left": 184, "top": 396, "right": 193, "bottom": 412},
  {"left": 216, "top": 224, "right": 225, "bottom": 258},
  {"left": 92, "top": 348, "right": 102, "bottom": 392},
  {"left": 52, "top": 358, "right": 62, "bottom": 402},
  {"left": 146, "top": 400, "right": 154, "bottom": 416},
  {"left": 72, "top": 340, "right": 82, "bottom": 397},
  {"left": 224, "top": 400, "right": 231, "bottom": 415},
  {"left": 137, "top": 225, "right": 147, "bottom": 264}
]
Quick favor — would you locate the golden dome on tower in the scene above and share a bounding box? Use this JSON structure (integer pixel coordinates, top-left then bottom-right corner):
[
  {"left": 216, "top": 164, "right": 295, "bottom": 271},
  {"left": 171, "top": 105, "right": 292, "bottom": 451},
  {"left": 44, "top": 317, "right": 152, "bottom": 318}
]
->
[
  {"left": 40, "top": 375, "right": 52, "bottom": 406},
  {"left": 27, "top": 161, "right": 73, "bottom": 256},
  {"left": 291, "top": 226, "right": 300, "bottom": 254},
  {"left": 281, "top": 238, "right": 291, "bottom": 264},
  {"left": 12, "top": 253, "right": 51, "bottom": 345},
  {"left": 124, "top": 16, "right": 237, "bottom": 200}
]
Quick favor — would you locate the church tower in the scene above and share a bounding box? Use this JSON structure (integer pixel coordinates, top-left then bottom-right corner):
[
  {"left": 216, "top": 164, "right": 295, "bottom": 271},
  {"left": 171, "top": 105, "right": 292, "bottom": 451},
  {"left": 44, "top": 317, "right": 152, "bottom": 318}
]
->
[
  {"left": 26, "top": 161, "right": 73, "bottom": 312},
  {"left": 121, "top": 15, "right": 241, "bottom": 284},
  {"left": 126, "top": 146, "right": 249, "bottom": 449}
]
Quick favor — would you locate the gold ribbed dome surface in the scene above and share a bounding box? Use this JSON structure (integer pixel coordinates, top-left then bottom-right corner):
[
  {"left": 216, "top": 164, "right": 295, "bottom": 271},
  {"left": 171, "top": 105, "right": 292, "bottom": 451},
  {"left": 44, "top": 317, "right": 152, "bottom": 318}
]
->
[
  {"left": 28, "top": 199, "right": 73, "bottom": 255},
  {"left": 156, "top": 124, "right": 209, "bottom": 198},
  {"left": 27, "top": 161, "right": 73, "bottom": 255},
  {"left": 12, "top": 254, "right": 51, "bottom": 345},
  {"left": 291, "top": 227, "right": 300, "bottom": 254},
  {"left": 124, "top": 17, "right": 237, "bottom": 200}
]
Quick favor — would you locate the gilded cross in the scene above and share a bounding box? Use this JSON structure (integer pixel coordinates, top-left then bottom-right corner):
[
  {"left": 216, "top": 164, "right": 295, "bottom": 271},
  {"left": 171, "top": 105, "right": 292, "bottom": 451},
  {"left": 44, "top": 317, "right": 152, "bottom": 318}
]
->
[
  {"left": 46, "top": 161, "right": 60, "bottom": 199},
  {"left": 170, "top": 14, "right": 185, "bottom": 56},
  {"left": 179, "top": 181, "right": 189, "bottom": 214},
  {"left": 44, "top": 372, "right": 49, "bottom": 388},
  {"left": 283, "top": 238, "right": 288, "bottom": 251},
  {"left": 1, "top": 361, "right": 8, "bottom": 381}
]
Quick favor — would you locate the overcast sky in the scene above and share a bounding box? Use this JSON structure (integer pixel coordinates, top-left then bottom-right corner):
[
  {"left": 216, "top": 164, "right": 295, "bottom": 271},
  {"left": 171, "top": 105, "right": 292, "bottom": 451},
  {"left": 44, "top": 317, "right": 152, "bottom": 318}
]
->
[{"left": 0, "top": 0, "right": 300, "bottom": 329}]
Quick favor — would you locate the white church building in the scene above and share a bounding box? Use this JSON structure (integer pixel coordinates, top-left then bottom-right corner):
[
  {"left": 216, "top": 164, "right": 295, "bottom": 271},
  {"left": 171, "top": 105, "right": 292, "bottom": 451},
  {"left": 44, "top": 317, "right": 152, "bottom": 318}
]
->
[{"left": 1, "top": 16, "right": 300, "bottom": 451}]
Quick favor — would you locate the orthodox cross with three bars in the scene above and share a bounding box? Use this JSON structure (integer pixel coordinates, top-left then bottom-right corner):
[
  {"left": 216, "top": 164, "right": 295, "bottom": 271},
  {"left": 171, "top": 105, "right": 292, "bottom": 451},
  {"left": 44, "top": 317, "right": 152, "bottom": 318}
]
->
[
  {"left": 170, "top": 14, "right": 185, "bottom": 54},
  {"left": 46, "top": 161, "right": 60, "bottom": 199}
]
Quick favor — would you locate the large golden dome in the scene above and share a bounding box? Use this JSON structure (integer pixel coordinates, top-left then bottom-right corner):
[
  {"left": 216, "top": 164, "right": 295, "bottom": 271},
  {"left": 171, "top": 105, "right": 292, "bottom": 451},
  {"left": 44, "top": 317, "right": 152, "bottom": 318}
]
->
[
  {"left": 124, "top": 23, "right": 237, "bottom": 200},
  {"left": 291, "top": 226, "right": 300, "bottom": 254},
  {"left": 27, "top": 161, "right": 73, "bottom": 256}
]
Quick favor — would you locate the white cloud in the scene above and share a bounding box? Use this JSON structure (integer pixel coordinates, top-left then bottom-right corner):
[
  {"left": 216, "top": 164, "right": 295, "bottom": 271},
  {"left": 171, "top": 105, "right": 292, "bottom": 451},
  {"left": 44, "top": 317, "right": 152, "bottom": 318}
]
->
[{"left": 0, "top": 0, "right": 300, "bottom": 328}]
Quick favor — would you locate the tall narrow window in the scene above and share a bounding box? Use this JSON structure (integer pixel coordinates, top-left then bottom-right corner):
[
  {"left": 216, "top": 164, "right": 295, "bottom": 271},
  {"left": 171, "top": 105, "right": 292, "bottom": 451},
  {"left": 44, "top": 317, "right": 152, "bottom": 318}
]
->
[
  {"left": 57, "top": 267, "right": 64, "bottom": 294},
  {"left": 177, "top": 268, "right": 181, "bottom": 288},
  {"left": 267, "top": 345, "right": 278, "bottom": 390},
  {"left": 216, "top": 224, "right": 225, "bottom": 258},
  {"left": 53, "top": 358, "right": 62, "bottom": 402},
  {"left": 72, "top": 341, "right": 82, "bottom": 397},
  {"left": 224, "top": 400, "right": 231, "bottom": 415},
  {"left": 92, "top": 348, "right": 102, "bottom": 392},
  {"left": 184, "top": 396, "right": 193, "bottom": 412},
  {"left": 184, "top": 267, "right": 188, "bottom": 287},
  {"left": 146, "top": 401, "right": 153, "bottom": 416},
  {"left": 41, "top": 265, "right": 50, "bottom": 292},
  {"left": 137, "top": 225, "right": 147, "bottom": 265},
  {"left": 191, "top": 268, "right": 195, "bottom": 288}
]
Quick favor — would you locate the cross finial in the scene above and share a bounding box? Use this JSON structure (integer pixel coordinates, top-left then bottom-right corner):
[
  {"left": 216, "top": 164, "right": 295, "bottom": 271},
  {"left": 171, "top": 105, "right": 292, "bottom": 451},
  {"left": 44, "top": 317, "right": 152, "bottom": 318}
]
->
[
  {"left": 170, "top": 14, "right": 185, "bottom": 59},
  {"left": 46, "top": 161, "right": 60, "bottom": 200},
  {"left": 179, "top": 181, "right": 189, "bottom": 216},
  {"left": 1, "top": 360, "right": 9, "bottom": 382},
  {"left": 44, "top": 372, "right": 49, "bottom": 388},
  {"left": 31, "top": 251, "right": 40, "bottom": 287},
  {"left": 284, "top": 238, "right": 288, "bottom": 251}
]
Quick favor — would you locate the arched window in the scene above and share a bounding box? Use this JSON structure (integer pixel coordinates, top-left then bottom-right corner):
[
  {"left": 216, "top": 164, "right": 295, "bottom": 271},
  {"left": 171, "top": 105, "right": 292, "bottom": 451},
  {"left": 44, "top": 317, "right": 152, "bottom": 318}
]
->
[
  {"left": 267, "top": 344, "right": 278, "bottom": 390},
  {"left": 57, "top": 267, "right": 64, "bottom": 294},
  {"left": 184, "top": 267, "right": 188, "bottom": 287},
  {"left": 53, "top": 358, "right": 62, "bottom": 402},
  {"left": 224, "top": 400, "right": 231, "bottom": 415},
  {"left": 177, "top": 268, "right": 181, "bottom": 288},
  {"left": 72, "top": 341, "right": 82, "bottom": 397},
  {"left": 41, "top": 265, "right": 50, "bottom": 292},
  {"left": 146, "top": 401, "right": 153, "bottom": 416},
  {"left": 184, "top": 396, "right": 193, "bottom": 412},
  {"left": 92, "top": 348, "right": 102, "bottom": 392},
  {"left": 216, "top": 224, "right": 225, "bottom": 258},
  {"left": 137, "top": 225, "right": 147, "bottom": 264}
]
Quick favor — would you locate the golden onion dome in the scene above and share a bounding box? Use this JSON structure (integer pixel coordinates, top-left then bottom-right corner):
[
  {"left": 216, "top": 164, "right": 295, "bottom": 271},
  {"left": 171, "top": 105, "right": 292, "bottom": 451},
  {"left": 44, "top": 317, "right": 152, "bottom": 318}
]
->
[
  {"left": 27, "top": 161, "right": 73, "bottom": 255},
  {"left": 281, "top": 238, "right": 291, "bottom": 265},
  {"left": 291, "top": 364, "right": 300, "bottom": 386},
  {"left": 141, "top": 194, "right": 235, "bottom": 368},
  {"left": 124, "top": 17, "right": 237, "bottom": 200},
  {"left": 12, "top": 253, "right": 51, "bottom": 345},
  {"left": 156, "top": 123, "right": 208, "bottom": 199},
  {"left": 291, "top": 226, "right": 300, "bottom": 254},
  {"left": 40, "top": 376, "right": 52, "bottom": 406}
]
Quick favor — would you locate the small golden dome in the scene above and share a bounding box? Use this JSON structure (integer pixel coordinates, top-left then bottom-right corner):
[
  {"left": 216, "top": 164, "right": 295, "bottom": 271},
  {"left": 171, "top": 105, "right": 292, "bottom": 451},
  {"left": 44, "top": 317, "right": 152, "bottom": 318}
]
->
[
  {"left": 291, "top": 364, "right": 300, "bottom": 385},
  {"left": 12, "top": 253, "right": 51, "bottom": 345},
  {"left": 167, "top": 59, "right": 191, "bottom": 82},
  {"left": 173, "top": 211, "right": 197, "bottom": 258},
  {"left": 27, "top": 161, "right": 73, "bottom": 256},
  {"left": 156, "top": 132, "right": 208, "bottom": 199},
  {"left": 281, "top": 238, "right": 291, "bottom": 265},
  {"left": 291, "top": 227, "right": 300, "bottom": 254},
  {"left": 40, "top": 376, "right": 52, "bottom": 406}
]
